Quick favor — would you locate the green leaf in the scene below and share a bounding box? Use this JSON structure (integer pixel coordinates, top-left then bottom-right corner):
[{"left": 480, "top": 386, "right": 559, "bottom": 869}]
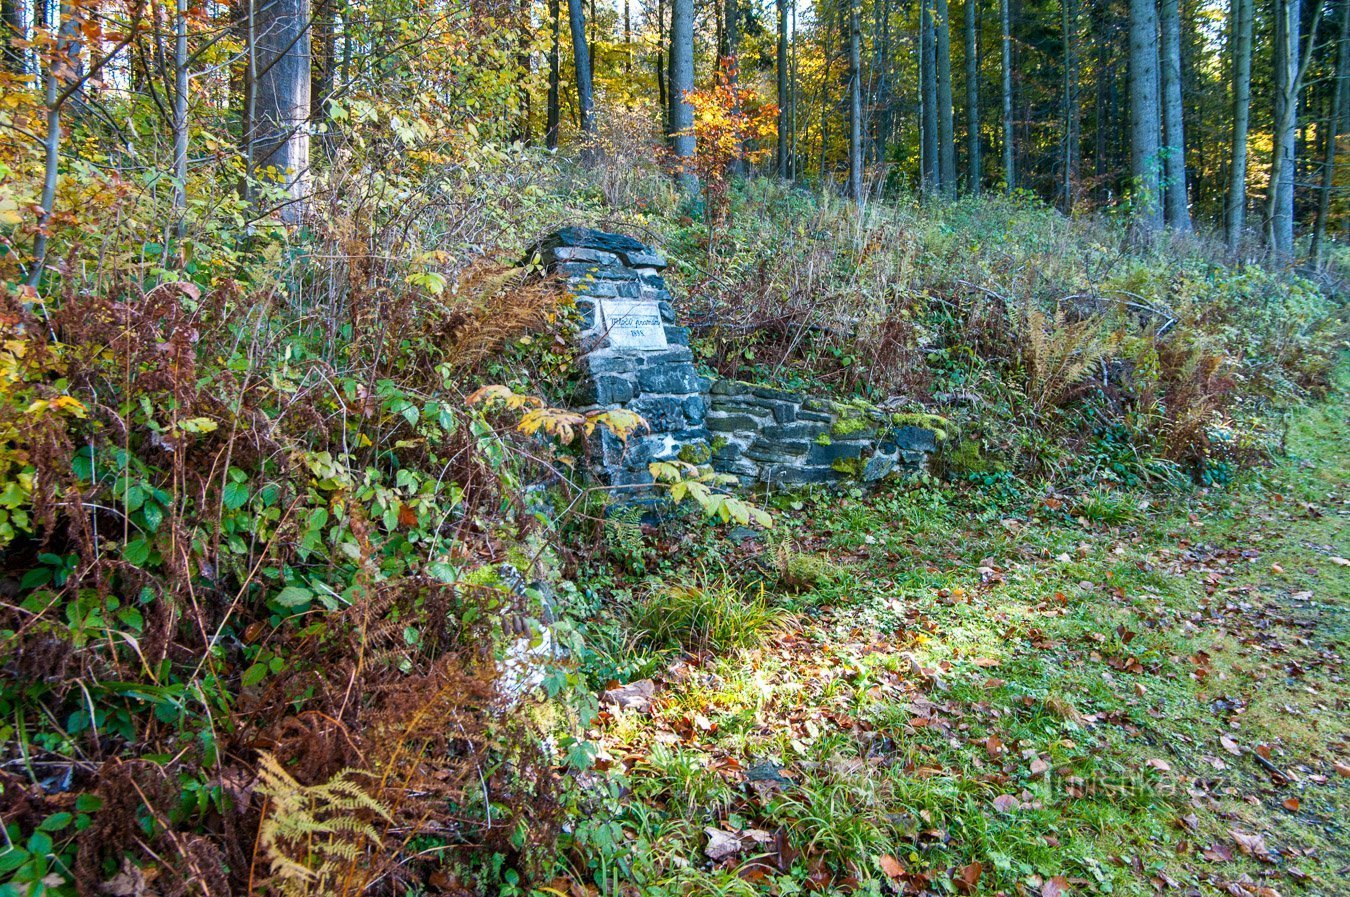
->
[
  {"left": 222, "top": 481, "right": 250, "bottom": 510},
  {"left": 38, "top": 813, "right": 72, "bottom": 832},
  {"left": 122, "top": 538, "right": 151, "bottom": 566},
  {"left": 273, "top": 586, "right": 313, "bottom": 608},
  {"left": 241, "top": 663, "right": 268, "bottom": 687}
]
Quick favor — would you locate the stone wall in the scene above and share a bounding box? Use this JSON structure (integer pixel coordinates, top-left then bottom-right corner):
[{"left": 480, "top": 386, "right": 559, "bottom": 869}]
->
[
  {"left": 532, "top": 228, "right": 938, "bottom": 492},
  {"left": 707, "top": 382, "right": 938, "bottom": 486},
  {"left": 535, "top": 228, "right": 711, "bottom": 490}
]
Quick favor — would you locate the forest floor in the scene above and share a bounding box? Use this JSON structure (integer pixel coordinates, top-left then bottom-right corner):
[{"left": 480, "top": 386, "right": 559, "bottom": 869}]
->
[{"left": 577, "top": 373, "right": 1349, "bottom": 896}]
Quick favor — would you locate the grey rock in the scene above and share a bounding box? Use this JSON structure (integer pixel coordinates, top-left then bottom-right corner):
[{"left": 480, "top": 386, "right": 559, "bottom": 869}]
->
[
  {"left": 862, "top": 454, "right": 896, "bottom": 482},
  {"left": 586, "top": 352, "right": 639, "bottom": 375},
  {"left": 577, "top": 374, "right": 635, "bottom": 406},
  {"left": 710, "top": 379, "right": 750, "bottom": 397},
  {"left": 663, "top": 325, "right": 689, "bottom": 346},
  {"left": 557, "top": 261, "right": 639, "bottom": 282},
  {"left": 762, "top": 465, "right": 841, "bottom": 486},
  {"left": 658, "top": 300, "right": 676, "bottom": 323},
  {"left": 706, "top": 412, "right": 765, "bottom": 433},
  {"left": 797, "top": 409, "right": 834, "bottom": 423},
  {"left": 807, "top": 441, "right": 866, "bottom": 465},
  {"left": 893, "top": 425, "right": 938, "bottom": 453},
  {"left": 763, "top": 421, "right": 831, "bottom": 441},
  {"left": 639, "top": 364, "right": 702, "bottom": 394},
  {"left": 549, "top": 246, "right": 622, "bottom": 266},
  {"left": 745, "top": 440, "right": 811, "bottom": 462},
  {"left": 643, "top": 346, "right": 694, "bottom": 366}
]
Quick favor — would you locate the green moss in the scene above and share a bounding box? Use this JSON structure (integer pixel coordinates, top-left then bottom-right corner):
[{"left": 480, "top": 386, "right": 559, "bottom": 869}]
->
[
  {"left": 831, "top": 414, "right": 873, "bottom": 438},
  {"left": 679, "top": 442, "right": 712, "bottom": 464},
  {"left": 831, "top": 457, "right": 865, "bottom": 477},
  {"left": 815, "top": 433, "right": 833, "bottom": 446},
  {"left": 890, "top": 411, "right": 951, "bottom": 441}
]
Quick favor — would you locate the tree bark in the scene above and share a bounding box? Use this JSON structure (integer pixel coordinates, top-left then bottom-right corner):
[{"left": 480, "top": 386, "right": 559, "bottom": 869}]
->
[
  {"left": 965, "top": 0, "right": 981, "bottom": 193},
  {"left": 547, "top": 0, "right": 560, "bottom": 148},
  {"left": 1000, "top": 0, "right": 1014, "bottom": 190},
  {"left": 1062, "top": 0, "right": 1077, "bottom": 211},
  {"left": 669, "top": 0, "right": 696, "bottom": 189},
  {"left": 1158, "top": 0, "right": 1190, "bottom": 229},
  {"left": 848, "top": 0, "right": 863, "bottom": 204},
  {"left": 1225, "top": 0, "right": 1251, "bottom": 244},
  {"left": 1128, "top": 0, "right": 1162, "bottom": 229},
  {"left": 922, "top": 0, "right": 939, "bottom": 192},
  {"left": 1, "top": 0, "right": 22, "bottom": 72},
  {"left": 1312, "top": 0, "right": 1349, "bottom": 261},
  {"left": 936, "top": 0, "right": 956, "bottom": 196},
  {"left": 777, "top": 0, "right": 789, "bottom": 176},
  {"left": 251, "top": 0, "right": 311, "bottom": 222},
  {"left": 172, "top": 0, "right": 188, "bottom": 239},
  {"left": 1267, "top": 0, "right": 1318, "bottom": 255},
  {"left": 567, "top": 0, "right": 595, "bottom": 134}
]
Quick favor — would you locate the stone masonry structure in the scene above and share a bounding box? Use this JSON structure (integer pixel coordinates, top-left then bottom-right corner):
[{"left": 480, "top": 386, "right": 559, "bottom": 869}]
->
[{"left": 531, "top": 228, "right": 939, "bottom": 491}]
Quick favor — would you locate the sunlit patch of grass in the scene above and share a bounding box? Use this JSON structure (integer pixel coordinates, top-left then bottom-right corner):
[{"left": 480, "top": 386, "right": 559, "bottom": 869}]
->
[{"left": 630, "top": 575, "right": 788, "bottom": 655}]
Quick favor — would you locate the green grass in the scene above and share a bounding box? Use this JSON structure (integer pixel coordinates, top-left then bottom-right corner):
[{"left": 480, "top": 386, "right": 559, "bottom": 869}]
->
[{"left": 563, "top": 368, "right": 1349, "bottom": 895}]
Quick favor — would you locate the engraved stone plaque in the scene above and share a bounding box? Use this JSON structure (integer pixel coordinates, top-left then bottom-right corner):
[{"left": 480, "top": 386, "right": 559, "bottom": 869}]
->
[{"left": 598, "top": 299, "right": 668, "bottom": 350}]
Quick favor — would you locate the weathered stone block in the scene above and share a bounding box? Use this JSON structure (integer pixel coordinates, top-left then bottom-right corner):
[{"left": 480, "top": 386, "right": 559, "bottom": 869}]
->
[
  {"left": 752, "top": 385, "right": 802, "bottom": 404},
  {"left": 862, "top": 454, "right": 896, "bottom": 482},
  {"left": 797, "top": 409, "right": 834, "bottom": 423},
  {"left": 586, "top": 352, "right": 639, "bottom": 375},
  {"left": 763, "top": 421, "right": 831, "bottom": 441},
  {"left": 639, "top": 364, "right": 702, "bottom": 394},
  {"left": 706, "top": 412, "right": 765, "bottom": 433},
  {"left": 745, "top": 440, "right": 811, "bottom": 462},
  {"left": 576, "top": 373, "right": 635, "bottom": 406},
  {"left": 557, "top": 261, "right": 639, "bottom": 282},
  {"left": 807, "top": 441, "right": 866, "bottom": 465},
  {"left": 643, "top": 346, "right": 694, "bottom": 366},
  {"left": 710, "top": 379, "right": 750, "bottom": 397},
  {"left": 549, "top": 246, "right": 622, "bottom": 266},
  {"left": 658, "top": 300, "right": 676, "bottom": 323},
  {"left": 629, "top": 395, "right": 691, "bottom": 431},
  {"left": 761, "top": 465, "right": 842, "bottom": 486},
  {"left": 893, "top": 425, "right": 938, "bottom": 453},
  {"left": 663, "top": 325, "right": 689, "bottom": 346}
]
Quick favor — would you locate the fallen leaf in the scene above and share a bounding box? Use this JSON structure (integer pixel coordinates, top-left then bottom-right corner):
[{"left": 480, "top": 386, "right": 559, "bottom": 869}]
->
[
  {"left": 1220, "top": 735, "right": 1242, "bottom": 756},
  {"left": 877, "top": 855, "right": 905, "bottom": 879},
  {"left": 953, "top": 861, "right": 983, "bottom": 894},
  {"left": 602, "top": 679, "right": 656, "bottom": 712},
  {"left": 704, "top": 828, "right": 744, "bottom": 862},
  {"left": 1147, "top": 758, "right": 1171, "bottom": 772},
  {"left": 1282, "top": 797, "right": 1300, "bottom": 812},
  {"left": 1042, "top": 875, "right": 1071, "bottom": 897},
  {"left": 1030, "top": 758, "right": 1050, "bottom": 776},
  {"left": 1335, "top": 760, "right": 1350, "bottom": 778},
  {"left": 992, "top": 794, "right": 1020, "bottom": 813}
]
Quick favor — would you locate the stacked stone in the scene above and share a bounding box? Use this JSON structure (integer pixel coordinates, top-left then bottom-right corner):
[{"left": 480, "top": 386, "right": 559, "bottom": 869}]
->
[
  {"left": 707, "top": 380, "right": 937, "bottom": 486},
  {"left": 534, "top": 227, "right": 711, "bottom": 490}
]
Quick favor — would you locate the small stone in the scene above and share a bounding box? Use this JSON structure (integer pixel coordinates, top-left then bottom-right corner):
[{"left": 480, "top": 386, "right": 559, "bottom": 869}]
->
[{"left": 863, "top": 454, "right": 896, "bottom": 481}]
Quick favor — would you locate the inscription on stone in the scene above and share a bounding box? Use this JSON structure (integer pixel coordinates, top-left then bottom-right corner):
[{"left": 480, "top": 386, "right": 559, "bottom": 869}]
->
[{"left": 599, "top": 299, "right": 668, "bottom": 350}]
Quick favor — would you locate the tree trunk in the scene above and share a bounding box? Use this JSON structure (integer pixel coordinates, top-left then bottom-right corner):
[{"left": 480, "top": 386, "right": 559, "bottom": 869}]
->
[
  {"left": 965, "top": 0, "right": 981, "bottom": 193},
  {"left": 1225, "top": 0, "right": 1252, "bottom": 245},
  {"left": 1000, "top": 0, "right": 1014, "bottom": 190},
  {"left": 1062, "top": 0, "right": 1076, "bottom": 211},
  {"left": 547, "top": 0, "right": 560, "bottom": 148},
  {"left": 777, "top": 0, "right": 789, "bottom": 176},
  {"left": 936, "top": 0, "right": 956, "bottom": 196},
  {"left": 848, "top": 0, "right": 863, "bottom": 204},
  {"left": 567, "top": 0, "right": 595, "bottom": 134},
  {"left": 1128, "top": 0, "right": 1162, "bottom": 229},
  {"left": 1267, "top": 0, "right": 1317, "bottom": 255},
  {"left": 669, "top": 0, "right": 696, "bottom": 189},
  {"left": 311, "top": 0, "right": 333, "bottom": 124},
  {"left": 1, "top": 0, "right": 22, "bottom": 72},
  {"left": 252, "top": 0, "right": 311, "bottom": 222},
  {"left": 1158, "top": 0, "right": 1190, "bottom": 229},
  {"left": 516, "top": 0, "right": 532, "bottom": 143},
  {"left": 1312, "top": 0, "right": 1349, "bottom": 261},
  {"left": 172, "top": 0, "right": 188, "bottom": 239},
  {"left": 657, "top": 0, "right": 667, "bottom": 132},
  {"left": 922, "top": 0, "right": 939, "bottom": 193}
]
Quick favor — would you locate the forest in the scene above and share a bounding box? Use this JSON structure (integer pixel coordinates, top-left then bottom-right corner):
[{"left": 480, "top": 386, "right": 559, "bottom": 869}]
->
[{"left": 0, "top": 0, "right": 1347, "bottom": 894}]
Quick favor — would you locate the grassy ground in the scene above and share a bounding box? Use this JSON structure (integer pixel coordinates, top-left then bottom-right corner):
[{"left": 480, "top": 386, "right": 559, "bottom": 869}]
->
[{"left": 570, "top": 377, "right": 1349, "bottom": 896}]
